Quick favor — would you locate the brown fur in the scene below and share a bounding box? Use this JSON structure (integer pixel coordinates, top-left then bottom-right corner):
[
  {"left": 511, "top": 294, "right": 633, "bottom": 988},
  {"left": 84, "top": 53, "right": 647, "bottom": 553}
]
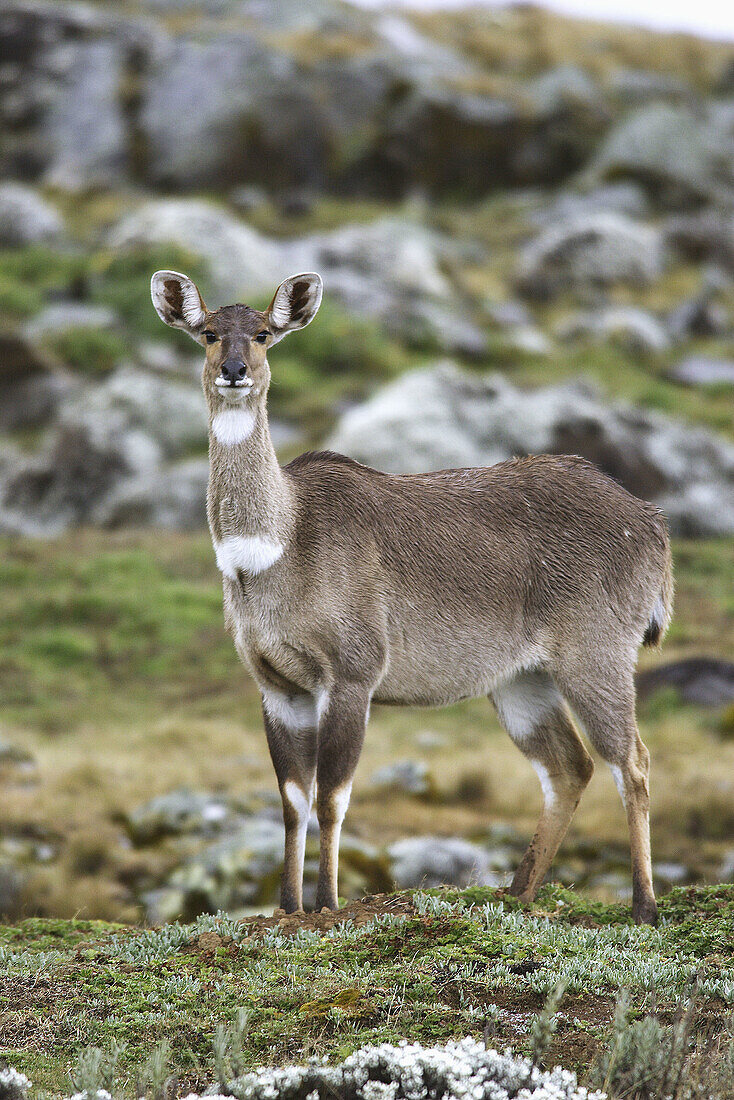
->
[{"left": 151, "top": 270, "right": 673, "bottom": 922}]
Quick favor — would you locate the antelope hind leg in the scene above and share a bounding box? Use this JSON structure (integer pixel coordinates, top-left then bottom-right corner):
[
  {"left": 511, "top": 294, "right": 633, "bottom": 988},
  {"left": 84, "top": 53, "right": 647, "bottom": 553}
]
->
[{"left": 491, "top": 671, "right": 594, "bottom": 903}]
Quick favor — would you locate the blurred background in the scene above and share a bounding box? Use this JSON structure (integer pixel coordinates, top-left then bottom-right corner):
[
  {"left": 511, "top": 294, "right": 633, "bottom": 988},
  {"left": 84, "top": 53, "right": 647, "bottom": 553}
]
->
[{"left": 0, "top": 0, "right": 732, "bottom": 925}]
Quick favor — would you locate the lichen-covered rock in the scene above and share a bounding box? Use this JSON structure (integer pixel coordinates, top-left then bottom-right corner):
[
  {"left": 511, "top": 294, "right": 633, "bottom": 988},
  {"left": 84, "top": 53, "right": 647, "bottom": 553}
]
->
[
  {"left": 388, "top": 835, "right": 504, "bottom": 890},
  {"left": 124, "top": 788, "right": 236, "bottom": 845},
  {"left": 556, "top": 306, "right": 669, "bottom": 353},
  {"left": 370, "top": 760, "right": 435, "bottom": 798},
  {"left": 95, "top": 456, "right": 209, "bottom": 530},
  {"left": 327, "top": 362, "right": 734, "bottom": 536},
  {"left": 587, "top": 103, "right": 734, "bottom": 207},
  {"left": 0, "top": 183, "right": 62, "bottom": 245},
  {"left": 517, "top": 212, "right": 664, "bottom": 298}
]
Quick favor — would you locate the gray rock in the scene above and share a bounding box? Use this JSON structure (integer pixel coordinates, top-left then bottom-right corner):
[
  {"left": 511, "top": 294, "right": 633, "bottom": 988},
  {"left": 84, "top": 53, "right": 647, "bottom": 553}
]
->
[
  {"left": 556, "top": 306, "right": 669, "bottom": 353},
  {"left": 0, "top": 331, "right": 71, "bottom": 431},
  {"left": 109, "top": 199, "right": 290, "bottom": 301},
  {"left": 517, "top": 212, "right": 664, "bottom": 299},
  {"left": 607, "top": 68, "right": 692, "bottom": 106},
  {"left": 670, "top": 356, "right": 734, "bottom": 387},
  {"left": 0, "top": 183, "right": 62, "bottom": 245},
  {"left": 43, "top": 39, "right": 127, "bottom": 189},
  {"left": 140, "top": 34, "right": 324, "bottom": 192},
  {"left": 637, "top": 658, "right": 734, "bottom": 707},
  {"left": 388, "top": 835, "right": 503, "bottom": 890},
  {"left": 327, "top": 362, "right": 734, "bottom": 537},
  {"left": 166, "top": 816, "right": 286, "bottom": 914},
  {"left": 110, "top": 201, "right": 473, "bottom": 347},
  {"left": 370, "top": 760, "right": 434, "bottom": 798},
  {"left": 25, "top": 303, "right": 118, "bottom": 341},
  {"left": 59, "top": 366, "right": 207, "bottom": 460},
  {"left": 532, "top": 182, "right": 649, "bottom": 227},
  {"left": 125, "top": 787, "right": 236, "bottom": 844},
  {"left": 652, "top": 861, "right": 689, "bottom": 885},
  {"left": 665, "top": 209, "right": 734, "bottom": 270},
  {"left": 95, "top": 456, "right": 209, "bottom": 530},
  {"left": 587, "top": 103, "right": 734, "bottom": 207}
]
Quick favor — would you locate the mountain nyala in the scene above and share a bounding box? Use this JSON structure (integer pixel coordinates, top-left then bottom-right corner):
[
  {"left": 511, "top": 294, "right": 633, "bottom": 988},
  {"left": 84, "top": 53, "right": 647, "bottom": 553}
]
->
[{"left": 151, "top": 268, "right": 672, "bottom": 924}]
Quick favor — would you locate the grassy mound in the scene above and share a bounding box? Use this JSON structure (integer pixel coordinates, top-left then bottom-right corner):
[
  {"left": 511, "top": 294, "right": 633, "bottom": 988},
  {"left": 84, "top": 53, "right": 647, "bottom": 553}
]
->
[{"left": 1, "top": 885, "right": 732, "bottom": 1096}]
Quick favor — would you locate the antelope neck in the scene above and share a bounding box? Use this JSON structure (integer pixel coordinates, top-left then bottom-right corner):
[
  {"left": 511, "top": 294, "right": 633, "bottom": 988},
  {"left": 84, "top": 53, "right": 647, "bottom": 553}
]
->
[{"left": 207, "top": 401, "right": 294, "bottom": 549}]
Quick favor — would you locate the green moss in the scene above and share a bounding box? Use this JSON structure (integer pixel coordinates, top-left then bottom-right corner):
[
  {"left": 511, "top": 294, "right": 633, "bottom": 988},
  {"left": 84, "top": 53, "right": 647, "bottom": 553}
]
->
[
  {"left": 40, "top": 325, "right": 131, "bottom": 375},
  {"left": 1, "top": 885, "right": 732, "bottom": 1096}
]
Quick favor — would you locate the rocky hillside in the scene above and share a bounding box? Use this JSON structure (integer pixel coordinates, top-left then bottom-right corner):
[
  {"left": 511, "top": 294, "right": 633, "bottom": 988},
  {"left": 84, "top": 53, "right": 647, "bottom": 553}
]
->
[{"left": 0, "top": 0, "right": 733, "bottom": 537}]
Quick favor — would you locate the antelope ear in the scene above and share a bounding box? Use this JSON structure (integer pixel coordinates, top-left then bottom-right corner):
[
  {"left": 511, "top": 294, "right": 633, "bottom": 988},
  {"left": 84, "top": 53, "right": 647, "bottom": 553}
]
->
[
  {"left": 266, "top": 272, "right": 323, "bottom": 344},
  {"left": 151, "top": 270, "right": 207, "bottom": 339}
]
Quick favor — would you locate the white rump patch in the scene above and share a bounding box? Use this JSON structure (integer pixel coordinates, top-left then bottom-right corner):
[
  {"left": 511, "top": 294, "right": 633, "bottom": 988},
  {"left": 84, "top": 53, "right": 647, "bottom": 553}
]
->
[
  {"left": 214, "top": 534, "right": 284, "bottom": 577},
  {"left": 531, "top": 761, "right": 557, "bottom": 808},
  {"left": 493, "top": 671, "right": 563, "bottom": 744},
  {"left": 262, "top": 689, "right": 317, "bottom": 732},
  {"left": 212, "top": 407, "right": 256, "bottom": 446},
  {"left": 609, "top": 764, "right": 627, "bottom": 806}
]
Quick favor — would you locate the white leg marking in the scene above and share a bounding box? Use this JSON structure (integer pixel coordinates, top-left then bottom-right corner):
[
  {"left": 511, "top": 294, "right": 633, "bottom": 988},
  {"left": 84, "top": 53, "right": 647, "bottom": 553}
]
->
[
  {"left": 262, "top": 689, "right": 317, "bottom": 731},
  {"left": 212, "top": 407, "right": 256, "bottom": 445},
  {"left": 315, "top": 688, "right": 331, "bottom": 725},
  {"left": 331, "top": 781, "right": 353, "bottom": 826},
  {"left": 283, "top": 779, "right": 315, "bottom": 824},
  {"left": 531, "top": 761, "right": 557, "bottom": 809},
  {"left": 494, "top": 672, "right": 563, "bottom": 744},
  {"left": 214, "top": 534, "right": 284, "bottom": 577},
  {"left": 609, "top": 764, "right": 627, "bottom": 806}
]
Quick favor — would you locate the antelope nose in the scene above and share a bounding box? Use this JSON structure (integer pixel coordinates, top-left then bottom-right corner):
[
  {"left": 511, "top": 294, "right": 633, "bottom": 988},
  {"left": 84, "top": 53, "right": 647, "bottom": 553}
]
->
[{"left": 220, "top": 358, "right": 246, "bottom": 384}]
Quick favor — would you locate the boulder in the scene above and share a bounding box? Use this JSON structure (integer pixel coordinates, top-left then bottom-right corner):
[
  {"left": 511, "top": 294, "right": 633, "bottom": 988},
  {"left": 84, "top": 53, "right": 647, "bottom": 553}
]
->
[
  {"left": 387, "top": 836, "right": 504, "bottom": 890},
  {"left": 95, "top": 456, "right": 209, "bottom": 530},
  {"left": 327, "top": 362, "right": 734, "bottom": 537},
  {"left": 0, "top": 331, "right": 71, "bottom": 431},
  {"left": 0, "top": 183, "right": 62, "bottom": 245},
  {"left": 124, "top": 787, "right": 236, "bottom": 845},
  {"left": 108, "top": 199, "right": 289, "bottom": 301},
  {"left": 24, "top": 303, "right": 118, "bottom": 341},
  {"left": 370, "top": 760, "right": 435, "bottom": 798},
  {"left": 637, "top": 658, "right": 734, "bottom": 707},
  {"left": 517, "top": 212, "right": 664, "bottom": 299},
  {"left": 556, "top": 306, "right": 669, "bottom": 353},
  {"left": 140, "top": 33, "right": 327, "bottom": 193},
  {"left": 58, "top": 366, "right": 207, "bottom": 459},
  {"left": 110, "top": 201, "right": 476, "bottom": 349},
  {"left": 670, "top": 356, "right": 734, "bottom": 387},
  {"left": 0, "top": 2, "right": 138, "bottom": 188},
  {"left": 586, "top": 103, "right": 734, "bottom": 208}
]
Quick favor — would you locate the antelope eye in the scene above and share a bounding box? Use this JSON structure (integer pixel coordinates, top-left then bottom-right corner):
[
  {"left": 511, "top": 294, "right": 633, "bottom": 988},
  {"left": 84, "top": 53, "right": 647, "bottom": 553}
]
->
[
  {"left": 255, "top": 331, "right": 270, "bottom": 344},
  {"left": 203, "top": 330, "right": 218, "bottom": 344}
]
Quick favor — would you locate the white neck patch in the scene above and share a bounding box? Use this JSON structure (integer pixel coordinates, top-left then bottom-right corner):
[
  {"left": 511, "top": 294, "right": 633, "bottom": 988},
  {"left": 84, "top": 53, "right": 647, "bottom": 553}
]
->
[
  {"left": 214, "top": 534, "right": 284, "bottom": 577},
  {"left": 212, "top": 407, "right": 256, "bottom": 446}
]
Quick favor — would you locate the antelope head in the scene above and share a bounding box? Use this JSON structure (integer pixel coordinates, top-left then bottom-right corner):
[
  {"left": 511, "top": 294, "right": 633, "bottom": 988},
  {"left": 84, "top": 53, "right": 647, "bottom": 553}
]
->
[{"left": 150, "top": 270, "right": 323, "bottom": 410}]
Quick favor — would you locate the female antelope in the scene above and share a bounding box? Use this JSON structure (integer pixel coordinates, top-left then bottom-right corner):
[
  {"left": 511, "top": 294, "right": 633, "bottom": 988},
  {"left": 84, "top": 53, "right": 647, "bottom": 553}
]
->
[{"left": 151, "top": 269, "right": 672, "bottom": 924}]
